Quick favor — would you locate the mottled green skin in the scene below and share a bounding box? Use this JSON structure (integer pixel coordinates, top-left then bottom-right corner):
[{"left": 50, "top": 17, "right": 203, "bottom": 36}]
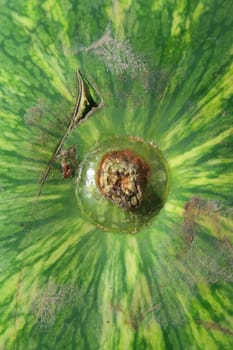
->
[{"left": 0, "top": 0, "right": 233, "bottom": 349}]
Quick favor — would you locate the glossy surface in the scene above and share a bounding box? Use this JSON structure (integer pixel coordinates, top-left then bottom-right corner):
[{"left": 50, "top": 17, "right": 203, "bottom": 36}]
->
[{"left": 76, "top": 137, "right": 169, "bottom": 233}]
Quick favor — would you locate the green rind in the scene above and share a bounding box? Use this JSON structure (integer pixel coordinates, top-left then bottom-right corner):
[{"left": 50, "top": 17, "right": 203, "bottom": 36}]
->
[{"left": 0, "top": 0, "right": 232, "bottom": 349}]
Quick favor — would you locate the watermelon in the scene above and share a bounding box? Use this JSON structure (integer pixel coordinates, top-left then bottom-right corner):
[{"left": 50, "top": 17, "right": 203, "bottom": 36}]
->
[{"left": 0, "top": 0, "right": 233, "bottom": 349}]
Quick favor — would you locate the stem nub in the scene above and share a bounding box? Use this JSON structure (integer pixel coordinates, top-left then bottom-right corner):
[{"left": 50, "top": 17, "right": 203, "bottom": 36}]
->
[
  {"left": 75, "top": 137, "right": 169, "bottom": 233},
  {"left": 97, "top": 150, "right": 149, "bottom": 209}
]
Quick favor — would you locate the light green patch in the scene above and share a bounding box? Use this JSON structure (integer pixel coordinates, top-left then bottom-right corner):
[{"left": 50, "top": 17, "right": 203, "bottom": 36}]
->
[{"left": 171, "top": 10, "right": 183, "bottom": 36}]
